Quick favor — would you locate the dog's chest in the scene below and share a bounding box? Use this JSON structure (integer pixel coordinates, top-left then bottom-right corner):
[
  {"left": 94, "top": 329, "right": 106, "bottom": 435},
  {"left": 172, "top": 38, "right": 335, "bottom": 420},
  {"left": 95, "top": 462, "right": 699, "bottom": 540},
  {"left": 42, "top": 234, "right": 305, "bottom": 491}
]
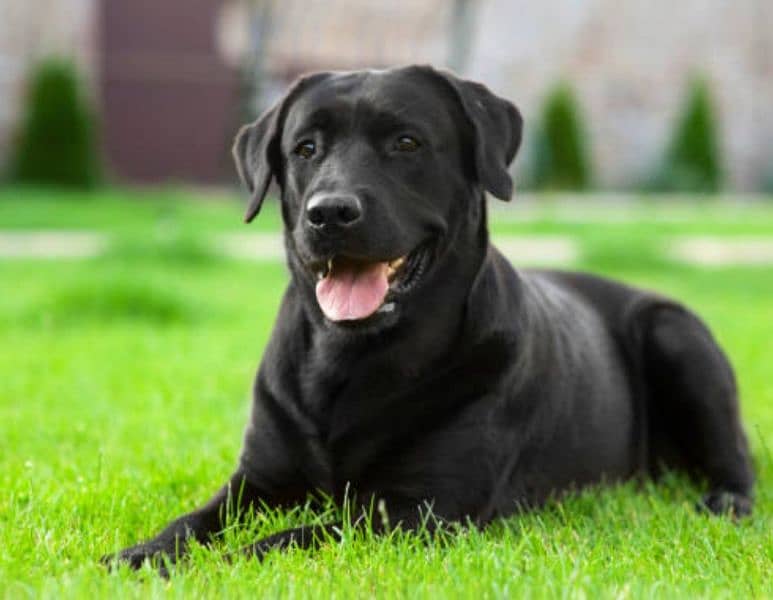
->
[{"left": 292, "top": 336, "right": 513, "bottom": 501}]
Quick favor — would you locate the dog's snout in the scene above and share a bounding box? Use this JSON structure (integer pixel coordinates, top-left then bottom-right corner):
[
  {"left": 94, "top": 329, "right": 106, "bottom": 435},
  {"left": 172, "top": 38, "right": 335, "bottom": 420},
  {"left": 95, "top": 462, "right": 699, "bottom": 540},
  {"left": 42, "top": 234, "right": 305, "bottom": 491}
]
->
[{"left": 306, "top": 194, "right": 363, "bottom": 230}]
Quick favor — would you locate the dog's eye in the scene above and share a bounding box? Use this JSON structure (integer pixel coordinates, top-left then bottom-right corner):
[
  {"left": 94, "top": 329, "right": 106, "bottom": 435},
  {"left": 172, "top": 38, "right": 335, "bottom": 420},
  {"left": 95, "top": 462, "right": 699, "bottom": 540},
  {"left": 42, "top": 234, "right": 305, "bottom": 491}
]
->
[
  {"left": 293, "top": 140, "right": 316, "bottom": 159},
  {"left": 395, "top": 136, "right": 421, "bottom": 152}
]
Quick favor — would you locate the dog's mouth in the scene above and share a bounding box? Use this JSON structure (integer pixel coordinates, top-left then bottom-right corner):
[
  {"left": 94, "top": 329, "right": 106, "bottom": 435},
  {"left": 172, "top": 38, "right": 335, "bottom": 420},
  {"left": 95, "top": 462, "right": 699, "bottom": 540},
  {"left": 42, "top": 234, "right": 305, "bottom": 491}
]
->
[{"left": 310, "top": 241, "right": 433, "bottom": 322}]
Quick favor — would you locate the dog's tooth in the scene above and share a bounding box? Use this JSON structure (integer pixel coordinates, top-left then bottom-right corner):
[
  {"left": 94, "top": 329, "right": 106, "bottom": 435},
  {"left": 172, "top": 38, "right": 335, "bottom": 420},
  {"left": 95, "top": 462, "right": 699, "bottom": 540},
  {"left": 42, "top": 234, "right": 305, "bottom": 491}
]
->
[{"left": 327, "top": 258, "right": 333, "bottom": 273}]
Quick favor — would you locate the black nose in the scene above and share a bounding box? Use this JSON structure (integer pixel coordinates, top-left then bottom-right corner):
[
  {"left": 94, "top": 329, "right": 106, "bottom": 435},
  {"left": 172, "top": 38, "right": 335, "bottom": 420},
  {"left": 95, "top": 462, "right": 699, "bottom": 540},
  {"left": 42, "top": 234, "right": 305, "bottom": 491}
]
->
[{"left": 306, "top": 194, "right": 362, "bottom": 230}]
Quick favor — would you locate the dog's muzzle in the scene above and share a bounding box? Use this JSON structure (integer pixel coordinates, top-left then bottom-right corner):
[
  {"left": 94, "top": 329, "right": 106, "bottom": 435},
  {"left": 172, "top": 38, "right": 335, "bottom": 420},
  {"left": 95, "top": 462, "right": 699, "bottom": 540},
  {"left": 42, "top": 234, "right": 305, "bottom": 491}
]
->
[{"left": 311, "top": 240, "right": 434, "bottom": 323}]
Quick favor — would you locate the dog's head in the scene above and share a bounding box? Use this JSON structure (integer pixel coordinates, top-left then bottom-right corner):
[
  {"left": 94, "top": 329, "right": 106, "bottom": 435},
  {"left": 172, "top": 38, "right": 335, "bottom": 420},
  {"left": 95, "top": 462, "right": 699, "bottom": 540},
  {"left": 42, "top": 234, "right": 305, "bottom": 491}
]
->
[{"left": 233, "top": 65, "right": 522, "bottom": 329}]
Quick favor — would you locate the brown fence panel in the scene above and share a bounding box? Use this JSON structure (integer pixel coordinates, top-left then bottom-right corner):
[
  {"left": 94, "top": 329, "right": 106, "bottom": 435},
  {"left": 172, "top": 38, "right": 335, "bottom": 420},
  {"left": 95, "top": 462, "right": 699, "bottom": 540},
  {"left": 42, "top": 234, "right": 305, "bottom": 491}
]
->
[{"left": 99, "top": 0, "right": 239, "bottom": 184}]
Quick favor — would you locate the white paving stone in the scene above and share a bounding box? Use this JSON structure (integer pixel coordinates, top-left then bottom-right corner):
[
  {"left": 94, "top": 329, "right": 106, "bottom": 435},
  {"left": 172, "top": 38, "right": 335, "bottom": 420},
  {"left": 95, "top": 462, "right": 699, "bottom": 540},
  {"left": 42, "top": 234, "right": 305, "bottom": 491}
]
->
[
  {"left": 0, "top": 231, "right": 108, "bottom": 259},
  {"left": 216, "top": 233, "right": 285, "bottom": 261},
  {"left": 669, "top": 237, "right": 773, "bottom": 266},
  {"left": 491, "top": 235, "right": 579, "bottom": 266}
]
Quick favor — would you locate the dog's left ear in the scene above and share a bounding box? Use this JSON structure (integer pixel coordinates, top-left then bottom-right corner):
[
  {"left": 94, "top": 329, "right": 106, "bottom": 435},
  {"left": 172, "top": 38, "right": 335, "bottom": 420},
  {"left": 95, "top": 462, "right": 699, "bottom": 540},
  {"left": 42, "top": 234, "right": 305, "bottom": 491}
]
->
[
  {"left": 434, "top": 69, "right": 523, "bottom": 201},
  {"left": 233, "top": 72, "right": 330, "bottom": 223}
]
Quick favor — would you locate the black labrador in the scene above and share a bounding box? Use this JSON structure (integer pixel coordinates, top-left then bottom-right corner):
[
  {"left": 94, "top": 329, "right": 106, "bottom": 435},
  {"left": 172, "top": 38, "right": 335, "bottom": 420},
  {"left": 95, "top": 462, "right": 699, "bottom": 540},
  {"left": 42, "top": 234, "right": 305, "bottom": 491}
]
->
[{"left": 106, "top": 65, "right": 754, "bottom": 570}]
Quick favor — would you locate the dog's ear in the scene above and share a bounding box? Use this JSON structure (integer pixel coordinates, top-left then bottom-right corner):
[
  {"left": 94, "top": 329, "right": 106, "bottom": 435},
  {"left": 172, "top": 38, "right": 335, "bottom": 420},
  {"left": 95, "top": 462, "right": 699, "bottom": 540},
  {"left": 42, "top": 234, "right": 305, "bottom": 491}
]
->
[
  {"left": 433, "top": 69, "right": 523, "bottom": 201},
  {"left": 233, "top": 73, "right": 330, "bottom": 223},
  {"left": 232, "top": 113, "right": 276, "bottom": 223}
]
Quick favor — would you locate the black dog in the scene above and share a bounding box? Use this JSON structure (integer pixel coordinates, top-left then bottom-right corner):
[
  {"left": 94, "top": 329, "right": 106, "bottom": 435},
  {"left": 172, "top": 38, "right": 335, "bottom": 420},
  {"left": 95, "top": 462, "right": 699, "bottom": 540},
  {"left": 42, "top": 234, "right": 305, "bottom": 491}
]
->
[{"left": 107, "top": 65, "right": 753, "bottom": 570}]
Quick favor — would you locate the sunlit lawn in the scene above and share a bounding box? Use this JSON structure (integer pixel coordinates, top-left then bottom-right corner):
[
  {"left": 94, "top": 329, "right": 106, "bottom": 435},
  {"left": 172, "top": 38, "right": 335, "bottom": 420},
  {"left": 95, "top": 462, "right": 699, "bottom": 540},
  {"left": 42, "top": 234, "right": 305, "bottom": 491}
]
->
[{"left": 1, "top": 187, "right": 772, "bottom": 598}]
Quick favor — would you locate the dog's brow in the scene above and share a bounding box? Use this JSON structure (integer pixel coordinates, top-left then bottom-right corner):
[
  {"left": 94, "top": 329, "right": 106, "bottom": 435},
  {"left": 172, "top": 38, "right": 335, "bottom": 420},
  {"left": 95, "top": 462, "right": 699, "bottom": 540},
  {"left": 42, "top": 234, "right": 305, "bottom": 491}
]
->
[
  {"left": 297, "top": 108, "right": 335, "bottom": 132},
  {"left": 368, "top": 107, "right": 427, "bottom": 136}
]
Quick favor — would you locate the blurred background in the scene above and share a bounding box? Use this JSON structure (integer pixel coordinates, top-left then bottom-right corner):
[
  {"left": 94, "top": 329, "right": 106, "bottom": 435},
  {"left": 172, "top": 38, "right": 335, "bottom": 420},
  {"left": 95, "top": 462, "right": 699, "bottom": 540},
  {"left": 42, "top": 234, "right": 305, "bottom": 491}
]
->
[
  {"left": 1, "top": 0, "right": 772, "bottom": 193},
  {"left": 2, "top": 5, "right": 773, "bottom": 590}
]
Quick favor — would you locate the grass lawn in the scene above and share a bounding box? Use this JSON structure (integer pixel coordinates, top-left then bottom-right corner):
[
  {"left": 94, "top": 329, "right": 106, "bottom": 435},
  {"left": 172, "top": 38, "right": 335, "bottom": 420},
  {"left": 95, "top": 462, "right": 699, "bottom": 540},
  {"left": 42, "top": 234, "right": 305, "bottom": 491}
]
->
[{"left": 1, "top": 187, "right": 772, "bottom": 598}]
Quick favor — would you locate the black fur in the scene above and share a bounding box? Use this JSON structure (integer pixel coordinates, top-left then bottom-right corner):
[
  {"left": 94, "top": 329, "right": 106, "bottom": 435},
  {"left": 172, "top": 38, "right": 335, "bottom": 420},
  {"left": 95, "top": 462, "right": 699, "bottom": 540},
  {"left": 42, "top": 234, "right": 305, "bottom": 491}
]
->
[{"left": 105, "top": 65, "right": 754, "bottom": 572}]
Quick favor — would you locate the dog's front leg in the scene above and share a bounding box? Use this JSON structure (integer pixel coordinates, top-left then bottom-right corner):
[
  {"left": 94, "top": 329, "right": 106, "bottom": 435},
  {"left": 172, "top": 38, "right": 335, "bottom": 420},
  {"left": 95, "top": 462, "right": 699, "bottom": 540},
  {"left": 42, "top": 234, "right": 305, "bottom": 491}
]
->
[
  {"left": 235, "top": 499, "right": 447, "bottom": 562},
  {"left": 236, "top": 523, "right": 343, "bottom": 561},
  {"left": 102, "top": 471, "right": 265, "bottom": 573}
]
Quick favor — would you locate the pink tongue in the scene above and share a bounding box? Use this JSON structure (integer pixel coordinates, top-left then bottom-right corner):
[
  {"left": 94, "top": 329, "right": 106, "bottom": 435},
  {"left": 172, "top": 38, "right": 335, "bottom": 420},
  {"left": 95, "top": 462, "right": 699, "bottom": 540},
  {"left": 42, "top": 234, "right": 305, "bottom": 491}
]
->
[{"left": 315, "top": 260, "right": 389, "bottom": 321}]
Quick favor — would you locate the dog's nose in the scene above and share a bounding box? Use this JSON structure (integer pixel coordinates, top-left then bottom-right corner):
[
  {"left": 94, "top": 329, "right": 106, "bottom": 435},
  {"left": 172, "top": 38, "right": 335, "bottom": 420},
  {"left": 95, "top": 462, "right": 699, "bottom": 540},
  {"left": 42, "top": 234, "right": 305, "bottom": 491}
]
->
[{"left": 306, "top": 194, "right": 362, "bottom": 230}]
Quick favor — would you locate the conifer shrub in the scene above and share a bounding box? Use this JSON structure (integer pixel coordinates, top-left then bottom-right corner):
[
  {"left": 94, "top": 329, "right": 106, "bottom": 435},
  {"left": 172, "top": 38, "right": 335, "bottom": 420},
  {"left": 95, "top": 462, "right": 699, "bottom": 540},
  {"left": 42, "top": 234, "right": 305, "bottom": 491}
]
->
[
  {"left": 9, "top": 58, "right": 101, "bottom": 187},
  {"left": 650, "top": 76, "right": 722, "bottom": 193},
  {"left": 532, "top": 82, "right": 592, "bottom": 190}
]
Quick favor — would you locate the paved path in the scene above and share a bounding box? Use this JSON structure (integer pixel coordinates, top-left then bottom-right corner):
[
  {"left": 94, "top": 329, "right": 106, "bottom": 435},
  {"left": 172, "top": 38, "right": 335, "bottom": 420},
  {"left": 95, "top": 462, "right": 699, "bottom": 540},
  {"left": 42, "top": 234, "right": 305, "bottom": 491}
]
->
[
  {"left": 668, "top": 237, "right": 773, "bottom": 266},
  {"left": 2, "top": 231, "right": 773, "bottom": 267},
  {"left": 217, "top": 233, "right": 579, "bottom": 266},
  {"left": 0, "top": 231, "right": 108, "bottom": 258}
]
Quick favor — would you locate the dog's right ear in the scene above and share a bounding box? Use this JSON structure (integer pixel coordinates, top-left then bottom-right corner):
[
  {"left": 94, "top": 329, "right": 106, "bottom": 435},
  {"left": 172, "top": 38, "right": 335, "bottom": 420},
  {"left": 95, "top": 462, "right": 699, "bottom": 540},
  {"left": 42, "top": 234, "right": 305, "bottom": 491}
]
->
[
  {"left": 232, "top": 73, "right": 330, "bottom": 223},
  {"left": 232, "top": 110, "right": 279, "bottom": 224}
]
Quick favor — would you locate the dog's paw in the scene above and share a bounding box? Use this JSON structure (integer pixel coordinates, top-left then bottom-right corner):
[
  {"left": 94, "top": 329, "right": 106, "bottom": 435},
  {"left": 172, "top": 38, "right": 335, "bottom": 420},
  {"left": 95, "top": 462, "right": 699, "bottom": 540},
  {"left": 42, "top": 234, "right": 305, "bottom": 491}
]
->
[
  {"left": 697, "top": 490, "right": 752, "bottom": 519},
  {"left": 101, "top": 542, "right": 176, "bottom": 577}
]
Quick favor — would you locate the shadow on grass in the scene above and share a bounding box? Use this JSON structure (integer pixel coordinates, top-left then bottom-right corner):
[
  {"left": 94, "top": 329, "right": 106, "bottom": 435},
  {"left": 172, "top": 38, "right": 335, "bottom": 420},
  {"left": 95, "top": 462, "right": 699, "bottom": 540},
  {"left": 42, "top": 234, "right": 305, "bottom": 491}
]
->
[
  {"left": 24, "top": 276, "right": 206, "bottom": 326},
  {"left": 103, "top": 230, "right": 222, "bottom": 267}
]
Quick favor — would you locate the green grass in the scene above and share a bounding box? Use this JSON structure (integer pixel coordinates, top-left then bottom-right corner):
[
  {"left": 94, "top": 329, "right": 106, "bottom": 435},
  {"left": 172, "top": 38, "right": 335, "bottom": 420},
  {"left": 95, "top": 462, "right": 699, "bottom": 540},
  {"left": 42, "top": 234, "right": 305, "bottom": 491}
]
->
[
  {"left": 0, "top": 186, "right": 281, "bottom": 233},
  {"left": 1, "top": 189, "right": 772, "bottom": 598}
]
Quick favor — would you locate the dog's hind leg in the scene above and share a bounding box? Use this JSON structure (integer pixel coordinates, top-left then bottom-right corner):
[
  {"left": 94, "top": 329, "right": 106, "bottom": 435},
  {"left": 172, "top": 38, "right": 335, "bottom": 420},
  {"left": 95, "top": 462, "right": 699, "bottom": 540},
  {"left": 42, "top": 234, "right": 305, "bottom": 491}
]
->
[{"left": 640, "top": 304, "right": 754, "bottom": 516}]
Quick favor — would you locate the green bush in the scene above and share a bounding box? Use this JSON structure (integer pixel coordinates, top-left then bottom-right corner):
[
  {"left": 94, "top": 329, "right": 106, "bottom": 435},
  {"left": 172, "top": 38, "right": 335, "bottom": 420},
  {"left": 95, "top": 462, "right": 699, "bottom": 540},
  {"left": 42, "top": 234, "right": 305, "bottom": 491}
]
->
[
  {"left": 29, "top": 278, "right": 200, "bottom": 326},
  {"left": 9, "top": 58, "right": 101, "bottom": 187},
  {"left": 761, "top": 159, "right": 773, "bottom": 196},
  {"left": 650, "top": 76, "right": 722, "bottom": 193},
  {"left": 532, "top": 82, "right": 592, "bottom": 191}
]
